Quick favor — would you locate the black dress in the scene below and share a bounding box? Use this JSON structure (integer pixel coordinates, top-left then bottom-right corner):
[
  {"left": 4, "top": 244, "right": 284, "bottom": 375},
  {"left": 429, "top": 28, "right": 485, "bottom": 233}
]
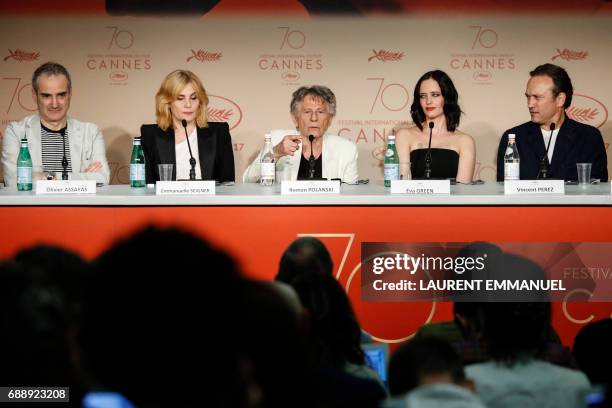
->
[{"left": 410, "top": 148, "right": 459, "bottom": 180}]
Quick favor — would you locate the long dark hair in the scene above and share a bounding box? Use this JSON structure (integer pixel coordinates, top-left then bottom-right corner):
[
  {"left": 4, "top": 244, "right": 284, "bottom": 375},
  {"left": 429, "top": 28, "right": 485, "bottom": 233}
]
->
[
  {"left": 410, "top": 70, "right": 462, "bottom": 132},
  {"left": 291, "top": 273, "right": 365, "bottom": 368}
]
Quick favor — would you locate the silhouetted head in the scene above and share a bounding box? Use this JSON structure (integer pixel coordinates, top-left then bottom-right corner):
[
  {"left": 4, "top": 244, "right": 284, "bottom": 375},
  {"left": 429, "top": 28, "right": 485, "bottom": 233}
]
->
[
  {"left": 276, "top": 237, "right": 333, "bottom": 284},
  {"left": 388, "top": 337, "right": 467, "bottom": 397},
  {"left": 573, "top": 318, "right": 612, "bottom": 385},
  {"left": 82, "top": 226, "right": 252, "bottom": 407}
]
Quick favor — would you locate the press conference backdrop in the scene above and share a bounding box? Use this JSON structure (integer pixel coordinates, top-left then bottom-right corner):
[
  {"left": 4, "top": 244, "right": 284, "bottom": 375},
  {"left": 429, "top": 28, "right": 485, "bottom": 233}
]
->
[{"left": 0, "top": 3, "right": 610, "bottom": 184}]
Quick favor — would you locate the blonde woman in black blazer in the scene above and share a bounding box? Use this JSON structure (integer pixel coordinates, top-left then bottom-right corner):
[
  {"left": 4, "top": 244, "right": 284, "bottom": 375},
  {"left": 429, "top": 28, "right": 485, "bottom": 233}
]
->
[{"left": 141, "top": 70, "right": 234, "bottom": 183}]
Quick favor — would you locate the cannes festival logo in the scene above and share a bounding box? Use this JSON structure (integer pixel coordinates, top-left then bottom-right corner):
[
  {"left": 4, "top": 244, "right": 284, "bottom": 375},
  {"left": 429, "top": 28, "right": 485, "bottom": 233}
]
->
[
  {"left": 567, "top": 94, "right": 608, "bottom": 129},
  {"left": 282, "top": 71, "right": 300, "bottom": 82},
  {"left": 368, "top": 50, "right": 404, "bottom": 62},
  {"left": 109, "top": 71, "right": 128, "bottom": 82},
  {"left": 449, "top": 26, "right": 515, "bottom": 86},
  {"left": 87, "top": 27, "right": 152, "bottom": 76},
  {"left": 207, "top": 95, "right": 243, "bottom": 130},
  {"left": 371, "top": 146, "right": 386, "bottom": 161},
  {"left": 552, "top": 48, "right": 588, "bottom": 61},
  {"left": 187, "top": 50, "right": 222, "bottom": 63},
  {"left": 4, "top": 49, "right": 40, "bottom": 62},
  {"left": 473, "top": 71, "right": 492, "bottom": 82},
  {"left": 258, "top": 26, "right": 322, "bottom": 82}
]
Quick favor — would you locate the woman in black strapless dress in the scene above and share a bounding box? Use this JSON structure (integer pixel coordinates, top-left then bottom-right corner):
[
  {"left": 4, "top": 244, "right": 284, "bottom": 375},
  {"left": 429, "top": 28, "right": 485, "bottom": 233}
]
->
[{"left": 394, "top": 70, "right": 475, "bottom": 183}]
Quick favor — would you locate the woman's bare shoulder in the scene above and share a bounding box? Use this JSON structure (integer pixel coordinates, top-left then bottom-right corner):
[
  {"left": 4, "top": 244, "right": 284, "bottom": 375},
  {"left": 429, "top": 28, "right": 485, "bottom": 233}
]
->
[
  {"left": 394, "top": 123, "right": 420, "bottom": 139},
  {"left": 453, "top": 130, "right": 476, "bottom": 151}
]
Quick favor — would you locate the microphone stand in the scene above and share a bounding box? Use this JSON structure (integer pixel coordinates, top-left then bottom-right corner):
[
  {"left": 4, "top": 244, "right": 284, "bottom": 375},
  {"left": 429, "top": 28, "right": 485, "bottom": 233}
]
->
[
  {"left": 308, "top": 134, "right": 315, "bottom": 179},
  {"left": 61, "top": 128, "right": 68, "bottom": 180},
  {"left": 424, "top": 122, "right": 434, "bottom": 179},
  {"left": 181, "top": 119, "right": 197, "bottom": 181},
  {"left": 537, "top": 122, "right": 555, "bottom": 180}
]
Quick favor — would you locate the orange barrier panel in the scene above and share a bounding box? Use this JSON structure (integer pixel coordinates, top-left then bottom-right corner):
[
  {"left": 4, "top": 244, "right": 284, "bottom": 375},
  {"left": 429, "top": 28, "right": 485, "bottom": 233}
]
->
[{"left": 2, "top": 205, "right": 611, "bottom": 347}]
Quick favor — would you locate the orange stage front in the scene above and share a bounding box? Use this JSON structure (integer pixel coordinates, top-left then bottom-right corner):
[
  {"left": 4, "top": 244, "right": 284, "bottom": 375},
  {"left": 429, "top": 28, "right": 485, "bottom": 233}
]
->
[{"left": 2, "top": 205, "right": 611, "bottom": 347}]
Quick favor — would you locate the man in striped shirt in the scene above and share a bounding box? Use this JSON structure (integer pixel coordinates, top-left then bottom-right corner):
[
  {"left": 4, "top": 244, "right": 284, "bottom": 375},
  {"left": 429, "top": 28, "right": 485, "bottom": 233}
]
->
[{"left": 2, "top": 62, "right": 110, "bottom": 186}]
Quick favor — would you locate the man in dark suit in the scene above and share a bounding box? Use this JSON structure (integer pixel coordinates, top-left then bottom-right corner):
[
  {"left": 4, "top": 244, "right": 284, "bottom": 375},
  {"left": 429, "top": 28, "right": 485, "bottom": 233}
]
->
[{"left": 496, "top": 64, "right": 608, "bottom": 181}]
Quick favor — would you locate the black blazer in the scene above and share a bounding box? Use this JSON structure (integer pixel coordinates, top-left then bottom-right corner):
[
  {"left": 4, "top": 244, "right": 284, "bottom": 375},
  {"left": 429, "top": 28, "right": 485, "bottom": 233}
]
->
[
  {"left": 140, "top": 122, "right": 235, "bottom": 184},
  {"left": 496, "top": 118, "right": 608, "bottom": 181}
]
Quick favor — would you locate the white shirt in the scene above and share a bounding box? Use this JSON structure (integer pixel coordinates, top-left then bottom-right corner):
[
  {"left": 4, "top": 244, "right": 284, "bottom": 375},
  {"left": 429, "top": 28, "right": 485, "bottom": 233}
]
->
[
  {"left": 541, "top": 127, "right": 559, "bottom": 163},
  {"left": 175, "top": 128, "right": 202, "bottom": 180}
]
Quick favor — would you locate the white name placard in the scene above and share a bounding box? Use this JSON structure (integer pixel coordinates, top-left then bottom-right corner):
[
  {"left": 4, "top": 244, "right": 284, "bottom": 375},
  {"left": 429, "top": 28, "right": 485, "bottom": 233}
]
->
[
  {"left": 390, "top": 180, "right": 451, "bottom": 195},
  {"left": 281, "top": 180, "right": 340, "bottom": 195},
  {"left": 35, "top": 180, "right": 96, "bottom": 194},
  {"left": 155, "top": 181, "right": 215, "bottom": 195},
  {"left": 504, "top": 180, "right": 565, "bottom": 195}
]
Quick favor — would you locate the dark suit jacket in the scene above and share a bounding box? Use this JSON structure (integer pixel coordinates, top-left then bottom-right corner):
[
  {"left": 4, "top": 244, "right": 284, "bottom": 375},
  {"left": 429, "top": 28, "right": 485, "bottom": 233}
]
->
[
  {"left": 496, "top": 117, "right": 608, "bottom": 181},
  {"left": 140, "top": 122, "right": 235, "bottom": 184}
]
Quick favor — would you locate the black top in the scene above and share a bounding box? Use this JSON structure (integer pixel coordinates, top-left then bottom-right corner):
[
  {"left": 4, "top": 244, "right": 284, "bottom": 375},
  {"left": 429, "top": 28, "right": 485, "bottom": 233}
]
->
[
  {"left": 297, "top": 153, "right": 323, "bottom": 180},
  {"left": 496, "top": 118, "right": 608, "bottom": 181},
  {"left": 140, "top": 122, "right": 235, "bottom": 184},
  {"left": 410, "top": 148, "right": 459, "bottom": 180}
]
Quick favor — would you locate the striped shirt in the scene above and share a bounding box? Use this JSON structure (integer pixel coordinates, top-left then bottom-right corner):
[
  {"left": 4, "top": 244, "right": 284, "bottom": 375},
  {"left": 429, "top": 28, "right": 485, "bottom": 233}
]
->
[{"left": 41, "top": 123, "right": 73, "bottom": 173}]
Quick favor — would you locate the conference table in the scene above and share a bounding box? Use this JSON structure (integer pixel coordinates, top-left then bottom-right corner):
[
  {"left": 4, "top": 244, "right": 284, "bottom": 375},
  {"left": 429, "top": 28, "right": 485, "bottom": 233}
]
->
[{"left": 2, "top": 182, "right": 612, "bottom": 347}]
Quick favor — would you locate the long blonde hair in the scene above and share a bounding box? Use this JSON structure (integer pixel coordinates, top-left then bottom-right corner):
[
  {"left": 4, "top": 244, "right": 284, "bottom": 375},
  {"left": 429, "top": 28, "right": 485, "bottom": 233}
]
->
[{"left": 155, "top": 70, "right": 209, "bottom": 131}]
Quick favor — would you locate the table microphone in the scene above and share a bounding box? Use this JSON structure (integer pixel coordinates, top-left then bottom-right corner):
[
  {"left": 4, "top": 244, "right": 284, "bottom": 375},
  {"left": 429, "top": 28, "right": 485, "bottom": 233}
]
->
[
  {"left": 61, "top": 128, "right": 68, "bottom": 180},
  {"left": 308, "top": 134, "right": 315, "bottom": 179},
  {"left": 537, "top": 122, "right": 555, "bottom": 179},
  {"left": 181, "top": 119, "right": 197, "bottom": 180},
  {"left": 424, "top": 121, "right": 434, "bottom": 179}
]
